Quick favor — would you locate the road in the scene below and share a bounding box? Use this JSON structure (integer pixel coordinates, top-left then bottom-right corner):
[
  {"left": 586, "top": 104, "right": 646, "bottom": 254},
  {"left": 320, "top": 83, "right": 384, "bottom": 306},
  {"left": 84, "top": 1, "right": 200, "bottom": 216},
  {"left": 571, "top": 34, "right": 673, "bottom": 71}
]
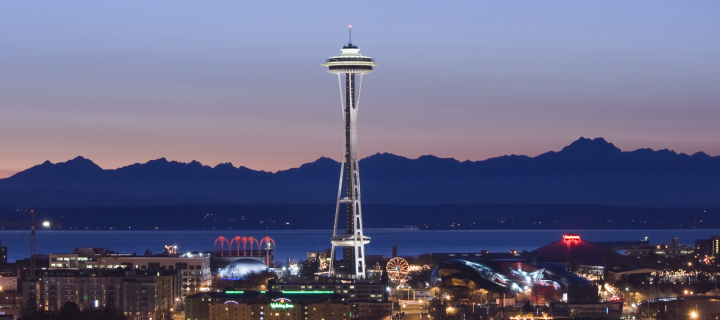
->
[{"left": 399, "top": 300, "right": 429, "bottom": 319}]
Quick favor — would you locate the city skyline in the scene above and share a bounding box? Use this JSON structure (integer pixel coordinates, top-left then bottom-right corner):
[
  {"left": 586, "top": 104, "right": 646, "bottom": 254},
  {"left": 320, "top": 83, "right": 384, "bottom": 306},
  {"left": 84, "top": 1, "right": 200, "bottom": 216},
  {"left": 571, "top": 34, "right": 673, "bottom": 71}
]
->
[{"left": 1, "top": 1, "right": 719, "bottom": 179}]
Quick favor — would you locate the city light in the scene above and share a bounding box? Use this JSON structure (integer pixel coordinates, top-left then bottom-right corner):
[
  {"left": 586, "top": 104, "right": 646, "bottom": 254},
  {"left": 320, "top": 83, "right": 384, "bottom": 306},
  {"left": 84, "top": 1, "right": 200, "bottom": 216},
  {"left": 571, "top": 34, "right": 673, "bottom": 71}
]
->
[
  {"left": 563, "top": 234, "right": 580, "bottom": 241},
  {"left": 42, "top": 221, "right": 50, "bottom": 227},
  {"left": 690, "top": 311, "right": 698, "bottom": 319},
  {"left": 282, "top": 291, "right": 334, "bottom": 294},
  {"left": 271, "top": 298, "right": 294, "bottom": 309}
]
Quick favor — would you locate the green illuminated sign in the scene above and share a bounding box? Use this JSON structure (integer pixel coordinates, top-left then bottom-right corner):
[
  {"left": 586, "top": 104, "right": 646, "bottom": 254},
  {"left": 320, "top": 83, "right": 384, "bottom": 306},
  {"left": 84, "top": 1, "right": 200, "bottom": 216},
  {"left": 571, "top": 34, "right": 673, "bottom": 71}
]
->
[
  {"left": 270, "top": 302, "right": 295, "bottom": 309},
  {"left": 281, "top": 291, "right": 334, "bottom": 294},
  {"left": 225, "top": 291, "right": 245, "bottom": 294}
]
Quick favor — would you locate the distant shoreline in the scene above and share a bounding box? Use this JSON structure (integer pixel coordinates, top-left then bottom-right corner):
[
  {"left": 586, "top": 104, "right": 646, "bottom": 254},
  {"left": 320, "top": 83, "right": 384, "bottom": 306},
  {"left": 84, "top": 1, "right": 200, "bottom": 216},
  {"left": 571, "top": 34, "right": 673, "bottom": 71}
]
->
[
  {"left": 2, "top": 228, "right": 718, "bottom": 263},
  {"left": 2, "top": 203, "right": 718, "bottom": 230}
]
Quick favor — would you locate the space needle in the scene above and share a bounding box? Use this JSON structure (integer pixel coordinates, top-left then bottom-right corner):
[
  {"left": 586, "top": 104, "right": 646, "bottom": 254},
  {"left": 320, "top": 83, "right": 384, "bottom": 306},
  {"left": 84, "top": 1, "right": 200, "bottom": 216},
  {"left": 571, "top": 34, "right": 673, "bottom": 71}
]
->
[{"left": 322, "top": 26, "right": 377, "bottom": 279}]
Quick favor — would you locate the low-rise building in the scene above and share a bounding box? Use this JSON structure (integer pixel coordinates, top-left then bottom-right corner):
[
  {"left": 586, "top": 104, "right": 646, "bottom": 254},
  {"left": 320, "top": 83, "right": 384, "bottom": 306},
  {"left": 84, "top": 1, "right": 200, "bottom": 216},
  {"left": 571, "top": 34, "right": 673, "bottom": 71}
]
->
[
  {"left": 352, "top": 301, "right": 392, "bottom": 319},
  {"left": 626, "top": 238, "right": 695, "bottom": 258},
  {"left": 209, "top": 301, "right": 264, "bottom": 320},
  {"left": 186, "top": 290, "right": 350, "bottom": 320},
  {"left": 22, "top": 269, "right": 178, "bottom": 320},
  {"left": 49, "top": 249, "right": 210, "bottom": 297},
  {"left": 23, "top": 270, "right": 123, "bottom": 312},
  {"left": 149, "top": 269, "right": 183, "bottom": 315},
  {"left": 0, "top": 289, "right": 23, "bottom": 319},
  {"left": 307, "top": 301, "right": 350, "bottom": 320},
  {"left": 98, "top": 253, "right": 211, "bottom": 296},
  {"left": 121, "top": 276, "right": 159, "bottom": 320},
  {"left": 549, "top": 301, "right": 623, "bottom": 319},
  {"left": 0, "top": 274, "right": 17, "bottom": 292},
  {"left": 269, "top": 282, "right": 386, "bottom": 302},
  {"left": 306, "top": 251, "right": 327, "bottom": 262},
  {"left": 696, "top": 236, "right": 720, "bottom": 257}
]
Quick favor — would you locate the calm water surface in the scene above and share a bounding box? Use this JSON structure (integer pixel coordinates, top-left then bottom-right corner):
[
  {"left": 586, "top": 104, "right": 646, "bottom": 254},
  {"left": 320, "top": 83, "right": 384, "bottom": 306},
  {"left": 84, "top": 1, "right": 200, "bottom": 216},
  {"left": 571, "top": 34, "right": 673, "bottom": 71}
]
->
[{"left": 0, "top": 229, "right": 718, "bottom": 263}]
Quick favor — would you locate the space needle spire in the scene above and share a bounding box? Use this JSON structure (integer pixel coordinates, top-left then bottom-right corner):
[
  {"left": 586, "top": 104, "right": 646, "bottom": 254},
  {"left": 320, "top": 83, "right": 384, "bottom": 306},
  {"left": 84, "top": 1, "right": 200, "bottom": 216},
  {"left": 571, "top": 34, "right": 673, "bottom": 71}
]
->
[{"left": 322, "top": 28, "right": 378, "bottom": 279}]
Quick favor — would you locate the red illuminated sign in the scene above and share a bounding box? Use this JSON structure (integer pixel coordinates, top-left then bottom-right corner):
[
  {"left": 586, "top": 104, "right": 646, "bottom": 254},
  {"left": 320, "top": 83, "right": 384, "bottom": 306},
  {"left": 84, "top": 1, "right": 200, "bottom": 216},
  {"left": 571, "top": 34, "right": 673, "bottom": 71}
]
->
[{"left": 563, "top": 234, "right": 580, "bottom": 241}]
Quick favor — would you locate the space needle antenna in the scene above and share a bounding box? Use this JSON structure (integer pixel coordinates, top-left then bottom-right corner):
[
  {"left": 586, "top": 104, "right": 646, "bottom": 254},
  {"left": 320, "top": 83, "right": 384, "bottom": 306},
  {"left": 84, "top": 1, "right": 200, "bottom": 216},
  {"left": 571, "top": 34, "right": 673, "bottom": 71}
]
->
[{"left": 348, "top": 25, "right": 352, "bottom": 45}]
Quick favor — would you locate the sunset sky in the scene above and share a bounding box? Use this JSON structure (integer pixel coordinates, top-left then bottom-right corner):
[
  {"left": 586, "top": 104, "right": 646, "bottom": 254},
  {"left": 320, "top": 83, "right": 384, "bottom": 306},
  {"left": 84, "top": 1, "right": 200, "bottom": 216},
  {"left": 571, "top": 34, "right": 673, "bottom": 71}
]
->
[{"left": 1, "top": 1, "right": 718, "bottom": 178}]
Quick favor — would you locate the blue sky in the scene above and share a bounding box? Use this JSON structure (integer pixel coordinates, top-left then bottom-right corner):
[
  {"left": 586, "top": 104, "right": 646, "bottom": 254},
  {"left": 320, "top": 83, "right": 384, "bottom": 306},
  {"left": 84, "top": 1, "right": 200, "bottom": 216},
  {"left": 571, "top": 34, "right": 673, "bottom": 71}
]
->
[{"left": 0, "top": 1, "right": 718, "bottom": 177}]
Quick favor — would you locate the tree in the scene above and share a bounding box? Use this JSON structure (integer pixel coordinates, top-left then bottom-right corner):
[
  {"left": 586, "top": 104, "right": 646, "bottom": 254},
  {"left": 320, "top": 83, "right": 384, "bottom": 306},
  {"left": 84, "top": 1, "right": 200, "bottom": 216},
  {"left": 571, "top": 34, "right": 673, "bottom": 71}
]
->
[
  {"left": 356, "top": 308, "right": 392, "bottom": 320},
  {"left": 21, "top": 306, "right": 127, "bottom": 320},
  {"left": 416, "top": 253, "right": 433, "bottom": 265},
  {"left": 522, "top": 300, "right": 533, "bottom": 314},
  {"left": 58, "top": 302, "right": 81, "bottom": 320},
  {"left": 244, "top": 270, "right": 278, "bottom": 290},
  {"left": 407, "top": 268, "right": 433, "bottom": 288},
  {"left": 380, "top": 265, "right": 390, "bottom": 285},
  {"left": 299, "top": 259, "right": 320, "bottom": 279},
  {"left": 19, "top": 310, "right": 54, "bottom": 320},
  {"left": 77, "top": 308, "right": 127, "bottom": 320}
]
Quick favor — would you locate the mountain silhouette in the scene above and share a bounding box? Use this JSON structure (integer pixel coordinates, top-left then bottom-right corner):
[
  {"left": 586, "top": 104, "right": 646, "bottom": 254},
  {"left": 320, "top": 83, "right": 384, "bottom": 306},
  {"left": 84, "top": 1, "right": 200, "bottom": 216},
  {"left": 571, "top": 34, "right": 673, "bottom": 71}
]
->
[{"left": 1, "top": 137, "right": 719, "bottom": 207}]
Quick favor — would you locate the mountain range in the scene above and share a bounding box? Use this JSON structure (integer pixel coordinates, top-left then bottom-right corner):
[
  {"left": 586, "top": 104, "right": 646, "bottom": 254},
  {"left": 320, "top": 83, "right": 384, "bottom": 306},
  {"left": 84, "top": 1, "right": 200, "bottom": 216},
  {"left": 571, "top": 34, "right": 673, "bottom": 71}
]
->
[{"left": 1, "top": 137, "right": 719, "bottom": 208}]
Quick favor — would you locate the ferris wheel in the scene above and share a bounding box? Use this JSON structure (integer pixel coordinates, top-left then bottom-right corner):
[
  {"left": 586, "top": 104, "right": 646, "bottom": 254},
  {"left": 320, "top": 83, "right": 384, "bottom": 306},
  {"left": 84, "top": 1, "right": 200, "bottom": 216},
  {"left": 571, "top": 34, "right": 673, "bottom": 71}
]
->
[{"left": 386, "top": 257, "right": 410, "bottom": 283}]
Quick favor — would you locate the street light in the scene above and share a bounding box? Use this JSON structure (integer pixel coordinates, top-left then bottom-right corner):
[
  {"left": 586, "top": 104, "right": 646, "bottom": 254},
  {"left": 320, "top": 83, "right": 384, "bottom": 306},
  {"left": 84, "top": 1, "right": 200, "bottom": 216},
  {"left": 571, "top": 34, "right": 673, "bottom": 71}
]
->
[{"left": 691, "top": 311, "right": 698, "bottom": 320}]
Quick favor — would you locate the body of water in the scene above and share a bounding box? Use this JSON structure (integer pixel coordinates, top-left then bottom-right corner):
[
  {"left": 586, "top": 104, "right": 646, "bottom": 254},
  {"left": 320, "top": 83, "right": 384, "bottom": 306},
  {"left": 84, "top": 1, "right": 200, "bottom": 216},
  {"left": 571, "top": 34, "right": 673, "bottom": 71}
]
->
[{"left": 0, "top": 229, "right": 718, "bottom": 263}]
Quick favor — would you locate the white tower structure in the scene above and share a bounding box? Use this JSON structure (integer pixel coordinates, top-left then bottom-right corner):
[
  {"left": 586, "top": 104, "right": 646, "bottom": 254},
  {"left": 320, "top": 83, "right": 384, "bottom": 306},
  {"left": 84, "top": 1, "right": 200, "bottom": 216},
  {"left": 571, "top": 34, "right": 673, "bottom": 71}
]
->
[{"left": 322, "top": 27, "right": 377, "bottom": 279}]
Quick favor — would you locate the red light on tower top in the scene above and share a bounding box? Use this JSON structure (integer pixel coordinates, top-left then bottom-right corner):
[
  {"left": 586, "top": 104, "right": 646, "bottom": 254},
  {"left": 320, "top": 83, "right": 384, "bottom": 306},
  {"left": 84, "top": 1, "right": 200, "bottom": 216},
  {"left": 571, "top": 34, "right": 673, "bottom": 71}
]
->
[{"left": 563, "top": 234, "right": 580, "bottom": 241}]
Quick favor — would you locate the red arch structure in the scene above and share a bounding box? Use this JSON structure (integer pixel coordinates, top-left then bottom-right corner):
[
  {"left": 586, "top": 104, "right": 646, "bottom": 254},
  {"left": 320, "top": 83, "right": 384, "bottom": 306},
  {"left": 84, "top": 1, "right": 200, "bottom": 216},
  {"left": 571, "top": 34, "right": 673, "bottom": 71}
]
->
[
  {"left": 246, "top": 236, "right": 260, "bottom": 256},
  {"left": 214, "top": 236, "right": 230, "bottom": 257},
  {"left": 230, "top": 236, "right": 245, "bottom": 257},
  {"left": 214, "top": 236, "right": 271, "bottom": 262},
  {"left": 260, "top": 236, "right": 276, "bottom": 266}
]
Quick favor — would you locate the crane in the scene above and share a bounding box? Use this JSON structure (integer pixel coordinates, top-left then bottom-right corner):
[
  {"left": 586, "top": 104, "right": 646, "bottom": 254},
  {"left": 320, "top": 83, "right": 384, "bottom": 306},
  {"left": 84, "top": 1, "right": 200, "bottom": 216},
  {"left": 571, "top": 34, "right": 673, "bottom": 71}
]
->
[{"left": 0, "top": 210, "right": 58, "bottom": 277}]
